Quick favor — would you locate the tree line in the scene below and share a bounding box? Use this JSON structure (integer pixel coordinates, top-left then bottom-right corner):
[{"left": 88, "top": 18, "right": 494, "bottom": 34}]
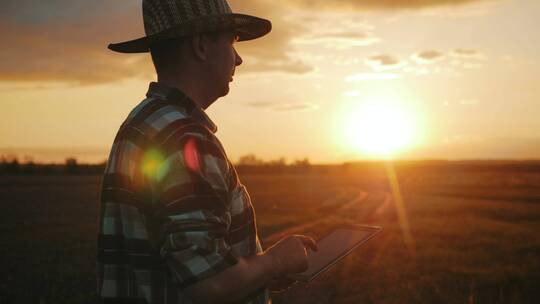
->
[{"left": 0, "top": 154, "right": 312, "bottom": 175}]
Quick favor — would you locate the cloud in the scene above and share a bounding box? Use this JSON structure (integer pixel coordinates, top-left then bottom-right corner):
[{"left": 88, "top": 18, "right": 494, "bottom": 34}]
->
[
  {"left": 404, "top": 48, "right": 487, "bottom": 75},
  {"left": 448, "top": 48, "right": 485, "bottom": 69},
  {"left": 273, "top": 103, "right": 319, "bottom": 112},
  {"left": 239, "top": 59, "right": 313, "bottom": 74},
  {"left": 293, "top": 30, "right": 381, "bottom": 49},
  {"left": 450, "top": 48, "right": 485, "bottom": 59},
  {"left": 0, "top": 0, "right": 151, "bottom": 84},
  {"left": 233, "top": 0, "right": 314, "bottom": 75},
  {"left": 244, "top": 101, "right": 319, "bottom": 112},
  {"left": 244, "top": 101, "right": 274, "bottom": 108},
  {"left": 368, "top": 54, "right": 399, "bottom": 66},
  {"left": 0, "top": 0, "right": 312, "bottom": 84},
  {"left": 411, "top": 50, "right": 445, "bottom": 64},
  {"left": 276, "top": 0, "right": 496, "bottom": 10},
  {"left": 365, "top": 54, "right": 406, "bottom": 71},
  {"left": 0, "top": 82, "right": 76, "bottom": 92}
]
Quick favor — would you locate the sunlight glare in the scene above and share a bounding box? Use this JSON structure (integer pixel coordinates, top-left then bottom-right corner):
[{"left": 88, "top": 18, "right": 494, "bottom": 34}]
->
[{"left": 343, "top": 98, "right": 417, "bottom": 157}]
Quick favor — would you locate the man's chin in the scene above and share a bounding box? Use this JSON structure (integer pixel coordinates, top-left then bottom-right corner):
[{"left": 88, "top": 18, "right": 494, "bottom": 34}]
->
[{"left": 220, "top": 85, "right": 231, "bottom": 97}]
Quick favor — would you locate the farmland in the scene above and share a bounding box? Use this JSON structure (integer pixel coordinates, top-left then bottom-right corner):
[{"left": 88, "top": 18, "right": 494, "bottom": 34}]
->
[{"left": 0, "top": 161, "right": 539, "bottom": 303}]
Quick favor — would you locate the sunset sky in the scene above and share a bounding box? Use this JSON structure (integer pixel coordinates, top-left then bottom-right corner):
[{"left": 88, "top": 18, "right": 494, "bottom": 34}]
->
[{"left": 1, "top": 0, "right": 539, "bottom": 163}]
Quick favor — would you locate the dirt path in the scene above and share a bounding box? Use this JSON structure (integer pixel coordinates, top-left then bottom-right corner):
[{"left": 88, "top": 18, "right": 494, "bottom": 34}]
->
[{"left": 262, "top": 188, "right": 369, "bottom": 245}]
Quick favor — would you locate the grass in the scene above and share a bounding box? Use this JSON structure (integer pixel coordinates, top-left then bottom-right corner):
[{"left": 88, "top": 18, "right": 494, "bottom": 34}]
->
[{"left": 0, "top": 163, "right": 539, "bottom": 303}]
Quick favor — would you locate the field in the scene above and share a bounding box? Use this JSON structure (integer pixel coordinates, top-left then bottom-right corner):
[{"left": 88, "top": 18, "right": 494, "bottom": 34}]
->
[{"left": 1, "top": 162, "right": 539, "bottom": 303}]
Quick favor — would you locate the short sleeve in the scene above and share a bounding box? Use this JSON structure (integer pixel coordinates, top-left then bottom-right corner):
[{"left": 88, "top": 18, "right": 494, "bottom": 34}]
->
[{"left": 149, "top": 134, "right": 237, "bottom": 287}]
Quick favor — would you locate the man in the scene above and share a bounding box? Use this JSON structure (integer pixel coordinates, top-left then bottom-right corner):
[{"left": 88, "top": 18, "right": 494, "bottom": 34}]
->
[{"left": 97, "top": 1, "right": 317, "bottom": 303}]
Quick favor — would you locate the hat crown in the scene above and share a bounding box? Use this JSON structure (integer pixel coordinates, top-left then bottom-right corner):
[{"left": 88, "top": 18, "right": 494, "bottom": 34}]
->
[{"left": 143, "top": 0, "right": 233, "bottom": 36}]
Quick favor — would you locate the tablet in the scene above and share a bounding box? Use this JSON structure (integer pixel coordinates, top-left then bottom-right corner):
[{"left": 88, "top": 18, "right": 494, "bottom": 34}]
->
[{"left": 287, "top": 225, "right": 381, "bottom": 282}]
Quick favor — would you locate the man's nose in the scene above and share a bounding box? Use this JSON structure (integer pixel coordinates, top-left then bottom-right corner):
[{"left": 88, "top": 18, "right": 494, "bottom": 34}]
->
[{"left": 235, "top": 49, "right": 243, "bottom": 66}]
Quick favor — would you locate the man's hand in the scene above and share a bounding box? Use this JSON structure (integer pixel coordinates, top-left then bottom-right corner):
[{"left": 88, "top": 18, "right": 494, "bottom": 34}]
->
[
  {"left": 264, "top": 235, "right": 318, "bottom": 278},
  {"left": 182, "top": 234, "right": 317, "bottom": 303}
]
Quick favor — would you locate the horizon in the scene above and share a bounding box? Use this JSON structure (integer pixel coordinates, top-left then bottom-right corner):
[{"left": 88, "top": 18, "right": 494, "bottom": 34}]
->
[{"left": 2, "top": 146, "right": 540, "bottom": 166}]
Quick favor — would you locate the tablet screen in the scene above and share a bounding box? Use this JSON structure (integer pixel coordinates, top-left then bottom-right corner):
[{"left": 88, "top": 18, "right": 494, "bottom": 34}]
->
[{"left": 287, "top": 225, "right": 381, "bottom": 282}]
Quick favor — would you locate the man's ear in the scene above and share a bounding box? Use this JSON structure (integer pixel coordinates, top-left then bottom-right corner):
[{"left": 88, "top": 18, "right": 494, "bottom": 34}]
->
[{"left": 191, "top": 34, "right": 207, "bottom": 61}]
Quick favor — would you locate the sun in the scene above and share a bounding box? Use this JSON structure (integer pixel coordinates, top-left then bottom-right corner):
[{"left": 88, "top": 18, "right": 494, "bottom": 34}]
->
[{"left": 341, "top": 99, "right": 418, "bottom": 158}]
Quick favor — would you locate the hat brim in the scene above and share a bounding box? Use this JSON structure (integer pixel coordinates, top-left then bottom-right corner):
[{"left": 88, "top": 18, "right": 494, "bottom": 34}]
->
[{"left": 108, "top": 14, "right": 272, "bottom": 53}]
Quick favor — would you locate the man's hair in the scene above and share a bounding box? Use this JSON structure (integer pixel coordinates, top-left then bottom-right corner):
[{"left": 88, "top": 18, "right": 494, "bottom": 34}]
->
[{"left": 149, "top": 31, "right": 227, "bottom": 76}]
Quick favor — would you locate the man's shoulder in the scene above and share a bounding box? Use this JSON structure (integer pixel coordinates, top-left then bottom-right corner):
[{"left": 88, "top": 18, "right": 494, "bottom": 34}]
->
[
  {"left": 103, "top": 95, "right": 221, "bottom": 184},
  {"left": 117, "top": 96, "right": 212, "bottom": 145}
]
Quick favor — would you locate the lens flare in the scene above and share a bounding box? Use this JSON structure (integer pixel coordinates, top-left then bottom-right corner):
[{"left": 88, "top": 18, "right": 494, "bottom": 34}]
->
[{"left": 142, "top": 149, "right": 168, "bottom": 181}]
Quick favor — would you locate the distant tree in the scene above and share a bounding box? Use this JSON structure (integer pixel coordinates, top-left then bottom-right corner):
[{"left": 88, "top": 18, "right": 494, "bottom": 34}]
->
[
  {"left": 294, "top": 157, "right": 310, "bottom": 167},
  {"left": 22, "top": 161, "right": 36, "bottom": 174},
  {"left": 3, "top": 156, "right": 21, "bottom": 174},
  {"left": 268, "top": 157, "right": 287, "bottom": 167},
  {"left": 23, "top": 155, "right": 34, "bottom": 164},
  {"left": 66, "top": 157, "right": 78, "bottom": 166},
  {"left": 2, "top": 155, "right": 18, "bottom": 163},
  {"left": 65, "top": 157, "right": 79, "bottom": 174},
  {"left": 237, "top": 154, "right": 264, "bottom": 166}
]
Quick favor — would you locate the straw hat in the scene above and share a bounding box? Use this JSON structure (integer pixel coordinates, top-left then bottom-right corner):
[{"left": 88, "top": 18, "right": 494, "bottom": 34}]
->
[{"left": 109, "top": 0, "right": 272, "bottom": 53}]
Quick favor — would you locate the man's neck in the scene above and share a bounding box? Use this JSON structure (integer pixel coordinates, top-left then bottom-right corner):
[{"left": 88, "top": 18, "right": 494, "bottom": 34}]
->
[{"left": 156, "top": 75, "right": 214, "bottom": 110}]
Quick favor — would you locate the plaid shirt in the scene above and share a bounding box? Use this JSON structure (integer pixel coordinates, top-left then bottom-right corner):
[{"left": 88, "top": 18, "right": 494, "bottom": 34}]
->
[{"left": 97, "top": 82, "right": 270, "bottom": 304}]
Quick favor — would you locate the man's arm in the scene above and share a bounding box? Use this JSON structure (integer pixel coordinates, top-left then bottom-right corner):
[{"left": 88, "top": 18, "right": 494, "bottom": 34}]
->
[{"left": 184, "top": 235, "right": 317, "bottom": 304}]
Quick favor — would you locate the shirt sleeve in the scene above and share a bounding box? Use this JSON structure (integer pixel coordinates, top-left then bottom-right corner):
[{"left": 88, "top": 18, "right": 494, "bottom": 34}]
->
[{"left": 150, "top": 133, "right": 237, "bottom": 288}]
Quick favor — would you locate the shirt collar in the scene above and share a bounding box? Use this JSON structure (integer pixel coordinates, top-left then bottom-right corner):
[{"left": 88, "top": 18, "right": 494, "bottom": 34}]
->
[{"left": 146, "top": 82, "right": 218, "bottom": 133}]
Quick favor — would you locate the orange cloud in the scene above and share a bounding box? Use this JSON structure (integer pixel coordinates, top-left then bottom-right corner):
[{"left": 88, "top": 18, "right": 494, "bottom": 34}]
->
[
  {"left": 0, "top": 1, "right": 149, "bottom": 84},
  {"left": 244, "top": 101, "right": 319, "bottom": 112},
  {"left": 411, "top": 50, "right": 445, "bottom": 64},
  {"left": 450, "top": 48, "right": 485, "bottom": 59},
  {"left": 233, "top": 1, "right": 313, "bottom": 75},
  {"left": 0, "top": 0, "right": 312, "bottom": 84},
  {"left": 294, "top": 30, "right": 381, "bottom": 49},
  {"left": 365, "top": 54, "right": 406, "bottom": 71},
  {"left": 273, "top": 103, "right": 319, "bottom": 112},
  {"left": 277, "top": 0, "right": 496, "bottom": 10}
]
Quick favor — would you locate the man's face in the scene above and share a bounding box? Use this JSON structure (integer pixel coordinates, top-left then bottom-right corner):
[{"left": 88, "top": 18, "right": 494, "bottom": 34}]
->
[{"left": 204, "top": 31, "right": 243, "bottom": 101}]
